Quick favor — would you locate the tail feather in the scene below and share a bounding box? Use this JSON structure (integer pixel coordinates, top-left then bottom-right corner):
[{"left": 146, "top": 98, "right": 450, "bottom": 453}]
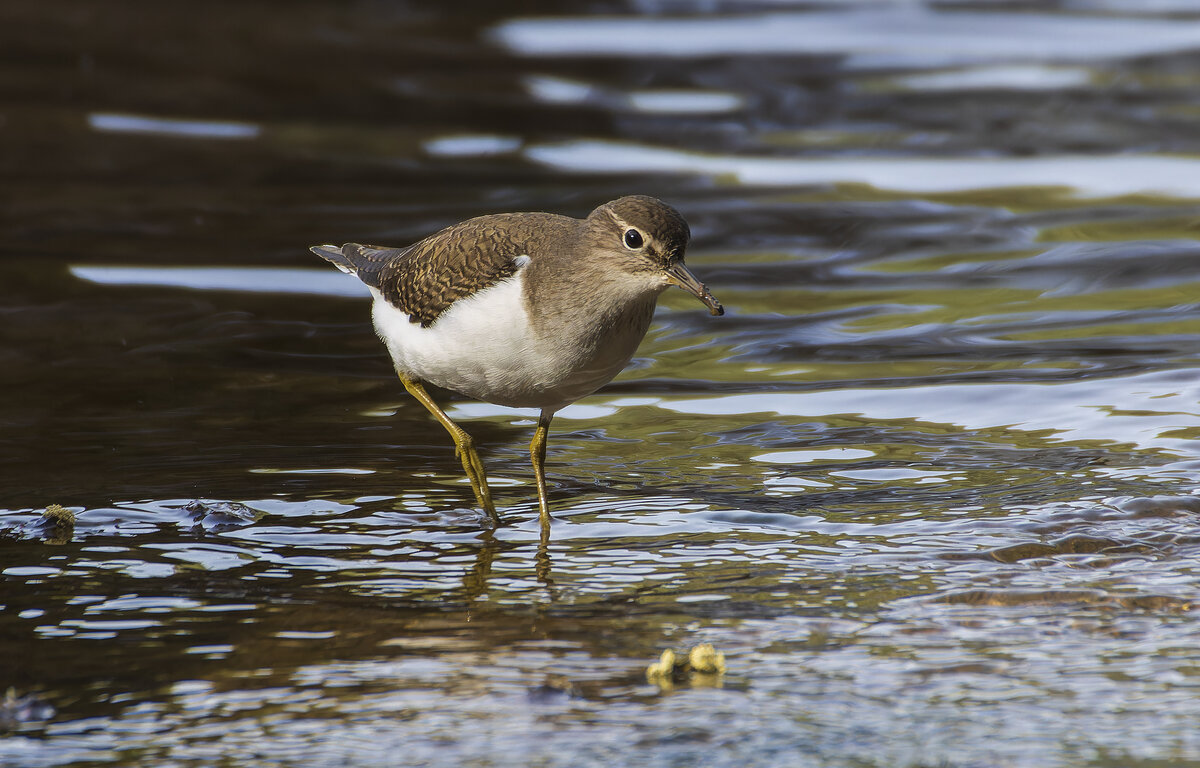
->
[{"left": 310, "top": 244, "right": 358, "bottom": 275}]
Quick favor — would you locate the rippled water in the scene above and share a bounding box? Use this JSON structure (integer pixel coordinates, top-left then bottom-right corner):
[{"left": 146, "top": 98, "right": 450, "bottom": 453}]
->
[{"left": 6, "top": 1, "right": 1200, "bottom": 766}]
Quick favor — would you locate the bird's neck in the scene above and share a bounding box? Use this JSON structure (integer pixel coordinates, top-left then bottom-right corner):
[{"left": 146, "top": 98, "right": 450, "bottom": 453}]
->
[{"left": 524, "top": 257, "right": 664, "bottom": 341}]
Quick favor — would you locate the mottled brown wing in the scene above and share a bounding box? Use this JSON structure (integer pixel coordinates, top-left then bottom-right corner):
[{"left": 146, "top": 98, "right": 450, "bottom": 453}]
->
[{"left": 313, "top": 212, "right": 577, "bottom": 327}]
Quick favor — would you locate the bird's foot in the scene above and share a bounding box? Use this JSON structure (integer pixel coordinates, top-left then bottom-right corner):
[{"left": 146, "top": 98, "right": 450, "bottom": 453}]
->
[{"left": 453, "top": 440, "right": 499, "bottom": 526}]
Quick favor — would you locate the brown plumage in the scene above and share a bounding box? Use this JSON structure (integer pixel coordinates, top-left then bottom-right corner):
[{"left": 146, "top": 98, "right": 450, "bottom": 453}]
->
[{"left": 312, "top": 213, "right": 577, "bottom": 327}]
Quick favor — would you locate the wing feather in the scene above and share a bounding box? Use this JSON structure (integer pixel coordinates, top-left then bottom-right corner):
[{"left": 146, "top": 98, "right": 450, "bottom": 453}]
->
[{"left": 311, "top": 212, "right": 577, "bottom": 327}]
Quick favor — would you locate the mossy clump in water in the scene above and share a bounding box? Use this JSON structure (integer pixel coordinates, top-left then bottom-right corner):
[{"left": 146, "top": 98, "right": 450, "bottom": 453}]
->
[
  {"left": 646, "top": 644, "right": 726, "bottom": 690},
  {"left": 687, "top": 643, "right": 726, "bottom": 674},
  {"left": 42, "top": 504, "right": 75, "bottom": 526},
  {"left": 645, "top": 649, "right": 677, "bottom": 688},
  {"left": 40, "top": 504, "right": 75, "bottom": 545}
]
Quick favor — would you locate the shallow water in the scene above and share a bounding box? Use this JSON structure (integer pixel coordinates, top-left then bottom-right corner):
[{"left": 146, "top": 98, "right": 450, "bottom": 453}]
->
[{"left": 6, "top": 1, "right": 1200, "bottom": 766}]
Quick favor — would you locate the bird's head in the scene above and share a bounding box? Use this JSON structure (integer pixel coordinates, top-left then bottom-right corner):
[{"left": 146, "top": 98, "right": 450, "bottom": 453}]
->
[{"left": 584, "top": 195, "right": 724, "bottom": 316}]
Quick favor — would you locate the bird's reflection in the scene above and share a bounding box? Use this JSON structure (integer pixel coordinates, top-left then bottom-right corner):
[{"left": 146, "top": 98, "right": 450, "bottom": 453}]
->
[
  {"left": 460, "top": 516, "right": 557, "bottom": 606},
  {"left": 535, "top": 520, "right": 554, "bottom": 586},
  {"left": 461, "top": 535, "right": 499, "bottom": 601}
]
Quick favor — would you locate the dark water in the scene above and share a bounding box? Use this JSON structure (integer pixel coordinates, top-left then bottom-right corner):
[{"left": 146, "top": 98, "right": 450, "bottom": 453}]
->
[{"left": 6, "top": 1, "right": 1200, "bottom": 765}]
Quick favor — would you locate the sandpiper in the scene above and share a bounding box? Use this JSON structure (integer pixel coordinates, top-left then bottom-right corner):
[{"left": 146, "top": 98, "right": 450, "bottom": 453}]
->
[{"left": 312, "top": 195, "right": 723, "bottom": 528}]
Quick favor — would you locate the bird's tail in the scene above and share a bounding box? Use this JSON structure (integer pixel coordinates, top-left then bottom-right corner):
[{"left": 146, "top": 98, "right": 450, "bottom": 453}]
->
[{"left": 310, "top": 244, "right": 359, "bottom": 275}]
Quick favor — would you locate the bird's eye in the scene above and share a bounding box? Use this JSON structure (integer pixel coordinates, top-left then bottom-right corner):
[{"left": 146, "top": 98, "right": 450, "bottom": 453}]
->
[{"left": 623, "top": 228, "right": 644, "bottom": 249}]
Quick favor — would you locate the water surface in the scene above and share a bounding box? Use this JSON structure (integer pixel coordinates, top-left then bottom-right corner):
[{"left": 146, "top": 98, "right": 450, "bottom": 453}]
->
[{"left": 5, "top": 1, "right": 1200, "bottom": 766}]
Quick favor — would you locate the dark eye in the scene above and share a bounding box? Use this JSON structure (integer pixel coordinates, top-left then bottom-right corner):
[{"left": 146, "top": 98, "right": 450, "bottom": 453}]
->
[{"left": 623, "top": 228, "right": 644, "bottom": 249}]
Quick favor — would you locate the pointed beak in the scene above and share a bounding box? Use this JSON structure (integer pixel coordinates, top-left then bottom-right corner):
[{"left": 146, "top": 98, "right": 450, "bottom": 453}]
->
[{"left": 665, "top": 261, "right": 724, "bottom": 316}]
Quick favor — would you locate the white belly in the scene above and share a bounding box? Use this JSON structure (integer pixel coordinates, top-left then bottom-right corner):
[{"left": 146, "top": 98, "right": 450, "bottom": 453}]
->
[{"left": 369, "top": 272, "right": 654, "bottom": 411}]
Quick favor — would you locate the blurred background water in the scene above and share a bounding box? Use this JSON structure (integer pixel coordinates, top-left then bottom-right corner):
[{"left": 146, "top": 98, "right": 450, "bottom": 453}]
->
[{"left": 5, "top": 1, "right": 1200, "bottom": 766}]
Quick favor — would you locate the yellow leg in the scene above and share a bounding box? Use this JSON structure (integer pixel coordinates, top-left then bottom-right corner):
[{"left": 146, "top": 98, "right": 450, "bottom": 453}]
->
[
  {"left": 397, "top": 373, "right": 499, "bottom": 525},
  {"left": 530, "top": 409, "right": 554, "bottom": 530}
]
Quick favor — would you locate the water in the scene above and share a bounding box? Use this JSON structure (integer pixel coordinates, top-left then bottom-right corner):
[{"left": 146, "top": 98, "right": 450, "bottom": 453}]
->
[{"left": 5, "top": 1, "right": 1200, "bottom": 765}]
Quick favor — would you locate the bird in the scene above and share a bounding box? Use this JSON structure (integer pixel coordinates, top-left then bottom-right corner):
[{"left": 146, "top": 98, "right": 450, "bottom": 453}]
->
[{"left": 312, "top": 195, "right": 723, "bottom": 529}]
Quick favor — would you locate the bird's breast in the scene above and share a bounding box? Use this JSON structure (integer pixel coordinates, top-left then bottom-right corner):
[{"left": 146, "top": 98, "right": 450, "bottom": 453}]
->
[{"left": 369, "top": 273, "right": 657, "bottom": 410}]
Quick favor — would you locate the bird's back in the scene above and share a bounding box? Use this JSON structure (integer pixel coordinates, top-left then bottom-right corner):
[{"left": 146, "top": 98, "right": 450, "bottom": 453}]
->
[{"left": 311, "top": 212, "right": 577, "bottom": 328}]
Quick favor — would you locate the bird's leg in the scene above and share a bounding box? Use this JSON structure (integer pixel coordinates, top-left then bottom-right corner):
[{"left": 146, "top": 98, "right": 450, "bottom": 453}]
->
[
  {"left": 397, "top": 373, "right": 499, "bottom": 525},
  {"left": 530, "top": 409, "right": 555, "bottom": 530}
]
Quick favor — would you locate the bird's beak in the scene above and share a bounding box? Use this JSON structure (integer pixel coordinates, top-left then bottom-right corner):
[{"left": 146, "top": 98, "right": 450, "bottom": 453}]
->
[{"left": 666, "top": 261, "right": 724, "bottom": 316}]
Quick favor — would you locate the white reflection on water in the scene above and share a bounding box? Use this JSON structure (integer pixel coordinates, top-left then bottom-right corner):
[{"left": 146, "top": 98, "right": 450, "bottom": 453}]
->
[
  {"left": 433, "top": 369, "right": 1200, "bottom": 454},
  {"left": 755, "top": 448, "right": 876, "bottom": 464},
  {"left": 70, "top": 266, "right": 369, "bottom": 297},
  {"left": 666, "top": 368, "right": 1200, "bottom": 456},
  {"left": 87, "top": 113, "right": 261, "bottom": 140},
  {"left": 423, "top": 134, "right": 523, "bottom": 157},
  {"left": 492, "top": 9, "right": 1200, "bottom": 68},
  {"left": 892, "top": 64, "right": 1093, "bottom": 91},
  {"left": 527, "top": 139, "right": 1200, "bottom": 198},
  {"left": 523, "top": 74, "right": 744, "bottom": 114},
  {"left": 522, "top": 74, "right": 595, "bottom": 104},
  {"left": 627, "top": 89, "right": 744, "bottom": 114}
]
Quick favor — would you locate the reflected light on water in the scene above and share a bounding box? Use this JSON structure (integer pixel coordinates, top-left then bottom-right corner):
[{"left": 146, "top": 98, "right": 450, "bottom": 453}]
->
[
  {"left": 492, "top": 9, "right": 1200, "bottom": 66},
  {"left": 87, "top": 112, "right": 261, "bottom": 140},
  {"left": 69, "top": 266, "right": 369, "bottom": 297},
  {"left": 527, "top": 140, "right": 1200, "bottom": 198}
]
